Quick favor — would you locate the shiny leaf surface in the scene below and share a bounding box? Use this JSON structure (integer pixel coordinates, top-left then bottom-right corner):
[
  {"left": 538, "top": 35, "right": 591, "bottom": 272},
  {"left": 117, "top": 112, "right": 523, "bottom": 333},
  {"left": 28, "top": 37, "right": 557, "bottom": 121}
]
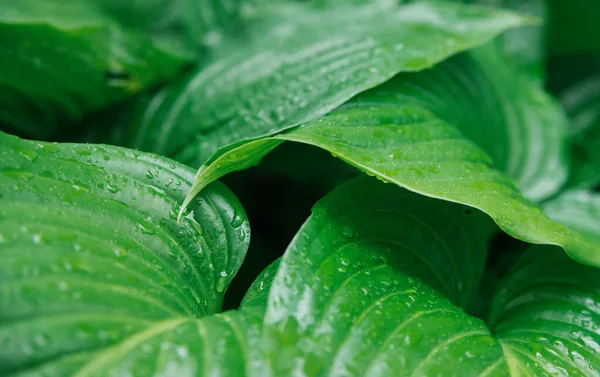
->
[
  {"left": 257, "top": 177, "right": 600, "bottom": 376},
  {"left": 0, "top": 1, "right": 192, "bottom": 138},
  {"left": 0, "top": 131, "right": 250, "bottom": 375},
  {"left": 105, "top": 2, "right": 526, "bottom": 163}
]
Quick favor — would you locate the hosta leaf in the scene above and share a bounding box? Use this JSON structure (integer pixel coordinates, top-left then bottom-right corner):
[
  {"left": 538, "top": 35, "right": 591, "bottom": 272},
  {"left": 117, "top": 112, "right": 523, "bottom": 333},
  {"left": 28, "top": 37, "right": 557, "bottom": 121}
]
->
[
  {"left": 544, "top": 190, "right": 600, "bottom": 243},
  {"left": 105, "top": 1, "right": 526, "bottom": 162},
  {"left": 257, "top": 177, "right": 600, "bottom": 376},
  {"left": 262, "top": 176, "right": 503, "bottom": 376},
  {"left": 489, "top": 246, "right": 600, "bottom": 375},
  {"left": 556, "top": 69, "right": 600, "bottom": 189},
  {"left": 0, "top": 131, "right": 249, "bottom": 375},
  {"left": 0, "top": 1, "right": 192, "bottom": 139},
  {"left": 345, "top": 46, "right": 568, "bottom": 201},
  {"left": 71, "top": 312, "right": 265, "bottom": 377},
  {"left": 239, "top": 259, "right": 281, "bottom": 319}
]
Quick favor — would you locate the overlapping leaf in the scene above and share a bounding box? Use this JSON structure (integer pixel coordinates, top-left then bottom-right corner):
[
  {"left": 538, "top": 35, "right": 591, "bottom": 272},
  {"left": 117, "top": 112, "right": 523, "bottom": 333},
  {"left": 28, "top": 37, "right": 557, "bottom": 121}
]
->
[
  {"left": 0, "top": 1, "right": 193, "bottom": 138},
  {"left": 184, "top": 94, "right": 595, "bottom": 271},
  {"left": 103, "top": 2, "right": 526, "bottom": 162},
  {"left": 0, "top": 132, "right": 250, "bottom": 375},
  {"left": 246, "top": 177, "right": 600, "bottom": 376}
]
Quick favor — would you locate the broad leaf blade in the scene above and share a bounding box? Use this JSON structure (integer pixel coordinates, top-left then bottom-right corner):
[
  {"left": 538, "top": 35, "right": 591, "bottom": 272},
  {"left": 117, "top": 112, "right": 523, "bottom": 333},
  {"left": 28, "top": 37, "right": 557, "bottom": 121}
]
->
[
  {"left": 263, "top": 176, "right": 503, "bottom": 376},
  {"left": 185, "top": 98, "right": 598, "bottom": 266},
  {"left": 106, "top": 2, "right": 527, "bottom": 162},
  {"left": 71, "top": 312, "right": 265, "bottom": 377},
  {"left": 0, "top": 132, "right": 249, "bottom": 375},
  {"left": 257, "top": 178, "right": 600, "bottom": 376},
  {"left": 345, "top": 46, "right": 568, "bottom": 201}
]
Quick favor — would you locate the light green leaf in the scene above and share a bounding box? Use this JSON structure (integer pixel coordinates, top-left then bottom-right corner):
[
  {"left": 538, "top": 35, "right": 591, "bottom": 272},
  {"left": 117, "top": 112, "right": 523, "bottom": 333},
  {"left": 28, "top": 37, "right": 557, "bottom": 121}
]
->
[
  {"left": 258, "top": 177, "right": 600, "bottom": 376},
  {"left": 184, "top": 99, "right": 597, "bottom": 267},
  {"left": 106, "top": 2, "right": 527, "bottom": 162},
  {"left": 544, "top": 190, "right": 600, "bottom": 244},
  {"left": 0, "top": 131, "right": 249, "bottom": 375},
  {"left": 0, "top": 1, "right": 192, "bottom": 139},
  {"left": 344, "top": 46, "right": 568, "bottom": 201}
]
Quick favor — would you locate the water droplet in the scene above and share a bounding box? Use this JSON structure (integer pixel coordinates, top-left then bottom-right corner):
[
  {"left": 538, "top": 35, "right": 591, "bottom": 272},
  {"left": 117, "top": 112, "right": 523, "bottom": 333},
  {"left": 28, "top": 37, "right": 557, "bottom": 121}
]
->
[
  {"left": 18, "top": 148, "right": 37, "bottom": 162},
  {"left": 113, "top": 248, "right": 125, "bottom": 258},
  {"left": 340, "top": 225, "right": 353, "bottom": 238},
  {"left": 32, "top": 234, "right": 43, "bottom": 244},
  {"left": 145, "top": 170, "right": 155, "bottom": 179},
  {"left": 107, "top": 184, "right": 119, "bottom": 193},
  {"left": 137, "top": 224, "right": 156, "bottom": 235},
  {"left": 231, "top": 214, "right": 244, "bottom": 228},
  {"left": 33, "top": 333, "right": 50, "bottom": 347},
  {"left": 168, "top": 251, "right": 178, "bottom": 260},
  {"left": 465, "top": 351, "right": 475, "bottom": 359},
  {"left": 58, "top": 281, "right": 68, "bottom": 291}
]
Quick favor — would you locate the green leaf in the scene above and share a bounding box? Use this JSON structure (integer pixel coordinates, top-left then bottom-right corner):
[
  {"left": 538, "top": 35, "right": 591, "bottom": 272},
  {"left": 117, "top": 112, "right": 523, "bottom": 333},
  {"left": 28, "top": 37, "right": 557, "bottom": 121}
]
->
[
  {"left": 345, "top": 46, "right": 568, "bottom": 201},
  {"left": 489, "top": 246, "right": 600, "bottom": 375},
  {"left": 0, "top": 1, "right": 193, "bottom": 139},
  {"left": 185, "top": 99, "right": 598, "bottom": 267},
  {"left": 544, "top": 190, "right": 600, "bottom": 244},
  {"left": 105, "top": 1, "right": 527, "bottom": 162},
  {"left": 0, "top": 131, "right": 249, "bottom": 375},
  {"left": 240, "top": 259, "right": 281, "bottom": 319},
  {"left": 71, "top": 311, "right": 265, "bottom": 377},
  {"left": 258, "top": 177, "right": 600, "bottom": 375}
]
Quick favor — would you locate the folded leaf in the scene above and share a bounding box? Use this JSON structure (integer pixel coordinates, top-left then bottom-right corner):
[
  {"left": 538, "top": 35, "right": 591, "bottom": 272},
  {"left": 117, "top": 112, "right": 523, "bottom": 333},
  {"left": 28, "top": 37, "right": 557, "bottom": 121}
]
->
[
  {"left": 345, "top": 46, "right": 568, "bottom": 201},
  {"left": 0, "top": 131, "right": 249, "bottom": 375},
  {"left": 105, "top": 2, "right": 526, "bottom": 162},
  {"left": 0, "top": 1, "right": 193, "bottom": 138}
]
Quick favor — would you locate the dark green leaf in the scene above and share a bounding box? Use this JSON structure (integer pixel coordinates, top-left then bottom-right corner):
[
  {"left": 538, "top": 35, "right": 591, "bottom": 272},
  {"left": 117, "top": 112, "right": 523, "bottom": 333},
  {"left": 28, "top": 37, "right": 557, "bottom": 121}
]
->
[
  {"left": 105, "top": 2, "right": 527, "bottom": 162},
  {"left": 0, "top": 131, "right": 249, "bottom": 375},
  {"left": 0, "top": 1, "right": 193, "bottom": 138}
]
